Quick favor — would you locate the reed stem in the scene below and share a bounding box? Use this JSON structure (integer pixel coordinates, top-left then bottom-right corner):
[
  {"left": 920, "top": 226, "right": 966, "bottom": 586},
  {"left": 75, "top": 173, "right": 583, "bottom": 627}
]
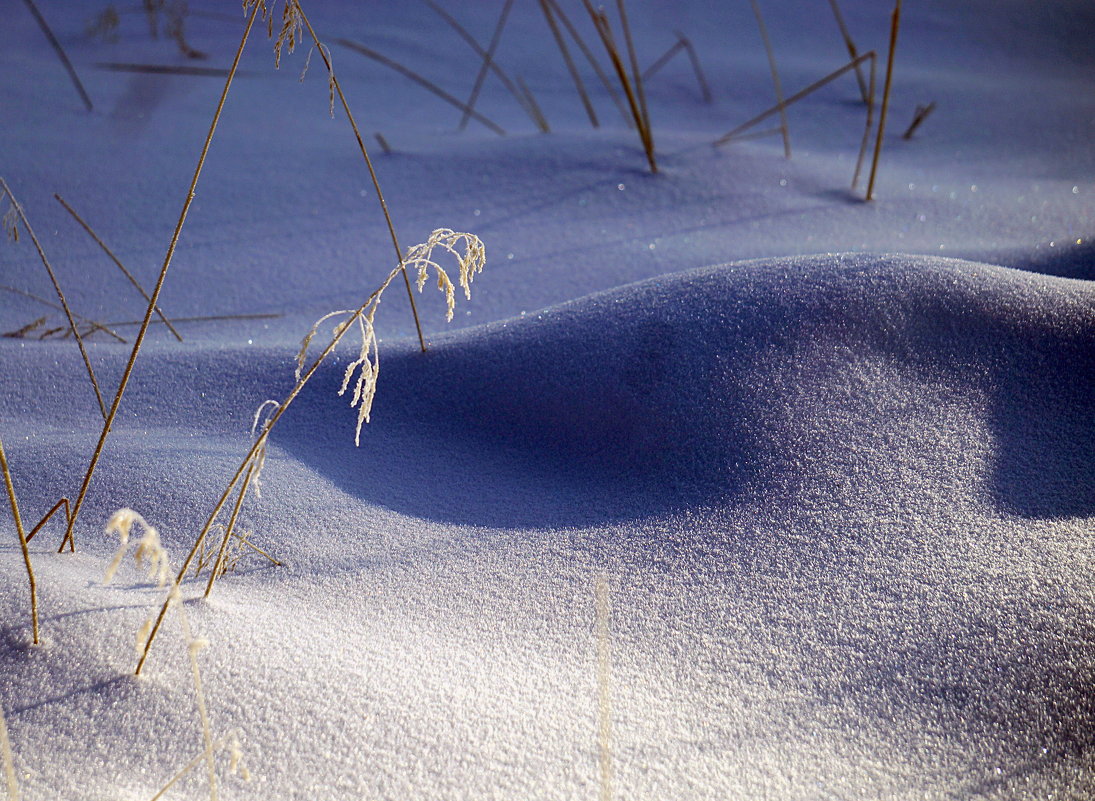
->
[
  {"left": 60, "top": 2, "right": 261, "bottom": 554},
  {"left": 866, "top": 0, "right": 902, "bottom": 201},
  {"left": 0, "top": 436, "right": 39, "bottom": 645}
]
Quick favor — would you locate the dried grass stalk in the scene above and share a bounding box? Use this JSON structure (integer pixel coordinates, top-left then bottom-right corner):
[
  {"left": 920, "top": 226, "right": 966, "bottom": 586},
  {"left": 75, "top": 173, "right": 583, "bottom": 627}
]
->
[
  {"left": 539, "top": 0, "right": 599, "bottom": 128},
  {"left": 0, "top": 436, "right": 39, "bottom": 645},
  {"left": 1, "top": 178, "right": 107, "bottom": 420},
  {"left": 866, "top": 0, "right": 902, "bottom": 201},
  {"left": 902, "top": 101, "right": 936, "bottom": 140},
  {"left": 55, "top": 194, "right": 183, "bottom": 342},
  {"left": 827, "top": 0, "right": 869, "bottom": 103},
  {"left": 21, "top": 0, "right": 94, "bottom": 111},
  {"left": 61, "top": 0, "right": 262, "bottom": 553},
  {"left": 714, "top": 50, "right": 875, "bottom": 146},
  {"left": 749, "top": 0, "right": 791, "bottom": 159},
  {"left": 137, "top": 228, "right": 485, "bottom": 670}
]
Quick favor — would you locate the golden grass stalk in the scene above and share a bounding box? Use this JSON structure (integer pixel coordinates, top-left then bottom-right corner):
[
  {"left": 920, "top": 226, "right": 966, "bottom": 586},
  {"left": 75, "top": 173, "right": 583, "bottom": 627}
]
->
[
  {"left": 0, "top": 436, "right": 39, "bottom": 646},
  {"left": 749, "top": 0, "right": 791, "bottom": 159},
  {"left": 289, "top": 3, "right": 427, "bottom": 353},
  {"left": 1, "top": 179, "right": 107, "bottom": 420},
  {"left": 544, "top": 0, "right": 632, "bottom": 128},
  {"left": 852, "top": 52, "right": 878, "bottom": 191},
  {"left": 538, "top": 0, "right": 599, "bottom": 128},
  {"left": 582, "top": 0, "right": 657, "bottom": 173},
  {"left": 54, "top": 194, "right": 183, "bottom": 342},
  {"left": 136, "top": 228, "right": 485, "bottom": 672},
  {"left": 865, "top": 0, "right": 902, "bottom": 202},
  {"left": 332, "top": 38, "right": 506, "bottom": 136},
  {"left": 26, "top": 497, "right": 71, "bottom": 545},
  {"left": 60, "top": 1, "right": 263, "bottom": 555},
  {"left": 902, "top": 101, "right": 936, "bottom": 140},
  {"left": 202, "top": 458, "right": 257, "bottom": 598},
  {"left": 455, "top": 0, "right": 515, "bottom": 131},
  {"left": 21, "top": 0, "right": 94, "bottom": 111},
  {"left": 595, "top": 576, "right": 613, "bottom": 801},
  {"left": 0, "top": 285, "right": 125, "bottom": 343},
  {"left": 827, "top": 0, "right": 869, "bottom": 103},
  {"left": 714, "top": 50, "right": 875, "bottom": 146}
]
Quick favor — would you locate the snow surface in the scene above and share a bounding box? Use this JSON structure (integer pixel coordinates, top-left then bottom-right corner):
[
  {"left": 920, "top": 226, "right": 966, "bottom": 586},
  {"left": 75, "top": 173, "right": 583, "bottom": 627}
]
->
[{"left": 1, "top": 0, "right": 1094, "bottom": 798}]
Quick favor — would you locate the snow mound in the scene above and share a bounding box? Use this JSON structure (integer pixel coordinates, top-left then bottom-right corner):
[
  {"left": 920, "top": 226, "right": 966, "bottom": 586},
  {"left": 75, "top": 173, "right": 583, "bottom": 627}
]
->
[{"left": 275, "top": 253, "right": 1095, "bottom": 525}]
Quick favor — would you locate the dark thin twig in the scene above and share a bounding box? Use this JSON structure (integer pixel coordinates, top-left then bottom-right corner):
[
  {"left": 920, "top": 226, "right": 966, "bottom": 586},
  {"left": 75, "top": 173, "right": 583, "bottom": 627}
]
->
[
  {"left": 714, "top": 50, "right": 875, "bottom": 145},
  {"left": 457, "top": 0, "right": 515, "bottom": 131},
  {"left": 424, "top": 0, "right": 538, "bottom": 129},
  {"left": 332, "top": 38, "right": 506, "bottom": 136},
  {"left": 0, "top": 284, "right": 125, "bottom": 342},
  {"left": 516, "top": 75, "right": 550, "bottom": 133},
  {"left": 1, "top": 179, "right": 107, "bottom": 420},
  {"left": 827, "top": 0, "right": 869, "bottom": 104},
  {"left": 55, "top": 194, "right": 183, "bottom": 342},
  {"left": 676, "top": 31, "right": 712, "bottom": 103},
  {"left": 103, "top": 312, "right": 281, "bottom": 327},
  {"left": 902, "top": 101, "right": 935, "bottom": 139},
  {"left": 21, "top": 0, "right": 94, "bottom": 111},
  {"left": 851, "top": 52, "right": 877, "bottom": 190},
  {"left": 749, "top": 0, "right": 791, "bottom": 159},
  {"left": 545, "top": 0, "right": 632, "bottom": 128},
  {"left": 538, "top": 0, "right": 599, "bottom": 128},
  {"left": 866, "top": 0, "right": 901, "bottom": 201}
]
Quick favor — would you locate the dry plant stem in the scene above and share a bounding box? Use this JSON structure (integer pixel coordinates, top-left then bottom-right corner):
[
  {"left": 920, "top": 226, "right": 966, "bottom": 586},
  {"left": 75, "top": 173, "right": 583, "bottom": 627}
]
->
[
  {"left": 203, "top": 458, "right": 257, "bottom": 598},
  {"left": 425, "top": 0, "right": 541, "bottom": 129},
  {"left": 616, "top": 0, "right": 650, "bottom": 136},
  {"left": 642, "top": 39, "right": 685, "bottom": 81},
  {"left": 294, "top": 12, "right": 426, "bottom": 354},
  {"left": 0, "top": 285, "right": 124, "bottom": 342},
  {"left": 678, "top": 32, "right": 713, "bottom": 103},
  {"left": 54, "top": 194, "right": 183, "bottom": 342},
  {"left": 749, "top": 0, "right": 791, "bottom": 159},
  {"left": 1, "top": 179, "right": 107, "bottom": 420},
  {"left": 60, "top": 3, "right": 262, "bottom": 555},
  {"left": 595, "top": 576, "right": 614, "bottom": 801},
  {"left": 137, "top": 268, "right": 402, "bottom": 675},
  {"left": 0, "top": 436, "right": 39, "bottom": 646},
  {"left": 538, "top": 0, "right": 599, "bottom": 128},
  {"left": 332, "top": 38, "right": 506, "bottom": 137},
  {"left": 456, "top": 0, "right": 515, "bottom": 131},
  {"left": 584, "top": 1, "right": 657, "bottom": 173},
  {"left": 544, "top": 0, "right": 631, "bottom": 128},
  {"left": 517, "top": 75, "right": 550, "bottom": 133},
  {"left": 150, "top": 733, "right": 233, "bottom": 801},
  {"left": 852, "top": 53, "right": 877, "bottom": 190},
  {"left": 827, "top": 0, "right": 869, "bottom": 103},
  {"left": 26, "top": 497, "right": 71, "bottom": 544},
  {"left": 0, "top": 702, "right": 16, "bottom": 800},
  {"left": 866, "top": 0, "right": 901, "bottom": 202},
  {"left": 902, "top": 101, "right": 935, "bottom": 139},
  {"left": 21, "top": 0, "right": 94, "bottom": 111},
  {"left": 176, "top": 607, "right": 217, "bottom": 800},
  {"left": 733, "top": 125, "right": 782, "bottom": 143},
  {"left": 714, "top": 50, "right": 875, "bottom": 146}
]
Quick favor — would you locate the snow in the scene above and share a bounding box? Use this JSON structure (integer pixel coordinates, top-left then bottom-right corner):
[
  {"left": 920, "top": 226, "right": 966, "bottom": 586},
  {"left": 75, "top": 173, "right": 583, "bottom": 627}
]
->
[{"left": 1, "top": 0, "right": 1093, "bottom": 798}]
